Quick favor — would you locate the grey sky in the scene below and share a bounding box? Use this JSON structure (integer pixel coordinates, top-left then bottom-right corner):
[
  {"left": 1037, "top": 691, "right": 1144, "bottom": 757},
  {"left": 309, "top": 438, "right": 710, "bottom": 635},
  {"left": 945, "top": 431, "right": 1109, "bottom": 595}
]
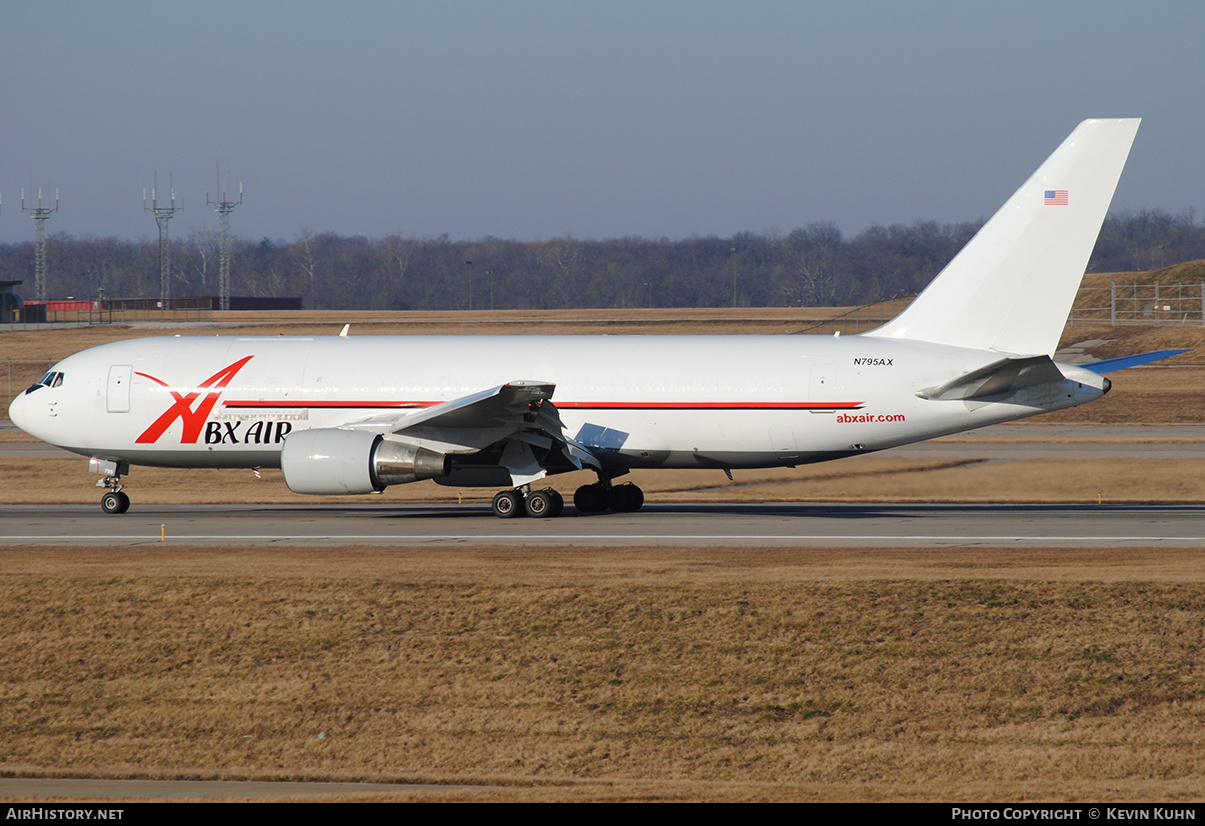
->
[{"left": 1, "top": 1, "right": 1202, "bottom": 245}]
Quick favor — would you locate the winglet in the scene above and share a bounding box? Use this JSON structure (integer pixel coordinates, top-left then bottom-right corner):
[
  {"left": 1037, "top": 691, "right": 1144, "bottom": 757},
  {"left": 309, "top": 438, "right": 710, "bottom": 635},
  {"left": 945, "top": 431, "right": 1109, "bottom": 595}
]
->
[{"left": 865, "top": 119, "right": 1141, "bottom": 356}]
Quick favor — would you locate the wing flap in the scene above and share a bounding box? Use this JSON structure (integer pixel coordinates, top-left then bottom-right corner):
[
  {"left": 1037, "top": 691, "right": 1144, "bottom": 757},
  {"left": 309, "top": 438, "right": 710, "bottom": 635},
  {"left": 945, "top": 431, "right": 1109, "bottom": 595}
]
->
[{"left": 391, "top": 380, "right": 554, "bottom": 432}]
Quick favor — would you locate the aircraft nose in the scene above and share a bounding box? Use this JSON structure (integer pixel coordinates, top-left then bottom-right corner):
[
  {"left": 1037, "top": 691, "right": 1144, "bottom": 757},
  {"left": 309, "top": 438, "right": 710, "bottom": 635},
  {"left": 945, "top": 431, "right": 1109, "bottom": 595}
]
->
[{"left": 7, "top": 391, "right": 26, "bottom": 432}]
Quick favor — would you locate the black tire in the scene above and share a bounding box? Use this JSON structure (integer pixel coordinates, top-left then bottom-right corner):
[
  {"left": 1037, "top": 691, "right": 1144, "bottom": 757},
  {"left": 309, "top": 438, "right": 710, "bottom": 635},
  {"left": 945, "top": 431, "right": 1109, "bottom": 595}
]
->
[
  {"left": 492, "top": 490, "right": 524, "bottom": 519},
  {"left": 573, "top": 483, "right": 608, "bottom": 513},
  {"left": 525, "top": 489, "right": 555, "bottom": 518},
  {"left": 629, "top": 484, "right": 644, "bottom": 512},
  {"left": 609, "top": 483, "right": 639, "bottom": 513},
  {"left": 608, "top": 483, "right": 643, "bottom": 513},
  {"left": 548, "top": 488, "right": 564, "bottom": 517},
  {"left": 101, "top": 491, "right": 129, "bottom": 514}
]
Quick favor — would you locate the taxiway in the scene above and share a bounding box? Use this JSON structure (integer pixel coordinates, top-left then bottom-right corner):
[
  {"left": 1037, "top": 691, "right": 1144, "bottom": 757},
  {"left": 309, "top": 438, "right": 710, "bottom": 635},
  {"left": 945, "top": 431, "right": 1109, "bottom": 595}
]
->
[{"left": 3, "top": 501, "right": 1203, "bottom": 548}]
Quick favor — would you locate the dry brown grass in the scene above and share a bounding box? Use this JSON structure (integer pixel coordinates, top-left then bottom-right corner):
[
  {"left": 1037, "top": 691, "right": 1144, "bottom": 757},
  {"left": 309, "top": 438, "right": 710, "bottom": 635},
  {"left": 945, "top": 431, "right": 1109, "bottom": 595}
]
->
[
  {"left": 4, "top": 309, "right": 1203, "bottom": 421},
  {"left": 5, "top": 311, "right": 1205, "bottom": 800},
  {"left": 2, "top": 546, "right": 1205, "bottom": 801},
  {"left": 3, "top": 455, "right": 1203, "bottom": 507}
]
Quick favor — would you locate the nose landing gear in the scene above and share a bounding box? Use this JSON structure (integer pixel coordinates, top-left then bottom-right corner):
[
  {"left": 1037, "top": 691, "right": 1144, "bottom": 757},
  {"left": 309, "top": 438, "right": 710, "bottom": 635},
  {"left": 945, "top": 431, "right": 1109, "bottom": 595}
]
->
[
  {"left": 100, "top": 489, "right": 130, "bottom": 514},
  {"left": 92, "top": 459, "right": 131, "bottom": 514}
]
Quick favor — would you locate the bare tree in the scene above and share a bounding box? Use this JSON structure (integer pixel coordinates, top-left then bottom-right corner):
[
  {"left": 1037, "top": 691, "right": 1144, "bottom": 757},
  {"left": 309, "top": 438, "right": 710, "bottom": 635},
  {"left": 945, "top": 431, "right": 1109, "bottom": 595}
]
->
[
  {"left": 783, "top": 222, "right": 843, "bottom": 306},
  {"left": 537, "top": 235, "right": 582, "bottom": 309},
  {"left": 184, "top": 227, "right": 220, "bottom": 291},
  {"left": 291, "top": 228, "right": 321, "bottom": 284}
]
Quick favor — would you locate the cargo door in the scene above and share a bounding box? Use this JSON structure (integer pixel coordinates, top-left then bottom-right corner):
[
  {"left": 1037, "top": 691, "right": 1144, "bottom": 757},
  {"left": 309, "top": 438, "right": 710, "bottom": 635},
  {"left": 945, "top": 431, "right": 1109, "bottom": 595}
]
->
[{"left": 107, "top": 365, "right": 133, "bottom": 413}]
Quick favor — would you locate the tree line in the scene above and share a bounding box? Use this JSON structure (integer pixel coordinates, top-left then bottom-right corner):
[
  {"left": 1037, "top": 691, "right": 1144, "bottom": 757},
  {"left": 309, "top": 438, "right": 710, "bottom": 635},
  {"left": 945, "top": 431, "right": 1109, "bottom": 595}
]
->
[{"left": 0, "top": 209, "right": 1200, "bottom": 311}]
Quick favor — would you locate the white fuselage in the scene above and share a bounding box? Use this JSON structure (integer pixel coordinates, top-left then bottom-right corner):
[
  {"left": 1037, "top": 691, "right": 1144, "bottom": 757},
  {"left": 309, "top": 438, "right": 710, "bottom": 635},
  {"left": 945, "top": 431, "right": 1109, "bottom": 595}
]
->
[{"left": 9, "top": 333, "right": 1106, "bottom": 479}]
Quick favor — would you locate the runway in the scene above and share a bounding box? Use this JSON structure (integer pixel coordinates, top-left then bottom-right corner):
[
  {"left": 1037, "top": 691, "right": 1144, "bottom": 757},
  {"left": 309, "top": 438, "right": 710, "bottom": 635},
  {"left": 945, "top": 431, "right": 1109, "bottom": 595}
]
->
[
  {"left": 4, "top": 421, "right": 1204, "bottom": 549},
  {"left": 4, "top": 501, "right": 1204, "bottom": 547}
]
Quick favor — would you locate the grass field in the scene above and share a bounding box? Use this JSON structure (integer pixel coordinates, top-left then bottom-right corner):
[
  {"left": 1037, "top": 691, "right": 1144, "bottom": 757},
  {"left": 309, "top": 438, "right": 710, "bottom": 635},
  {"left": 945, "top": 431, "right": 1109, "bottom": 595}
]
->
[
  {"left": 3, "top": 545, "right": 1205, "bottom": 802},
  {"left": 2, "top": 310, "right": 1204, "bottom": 801}
]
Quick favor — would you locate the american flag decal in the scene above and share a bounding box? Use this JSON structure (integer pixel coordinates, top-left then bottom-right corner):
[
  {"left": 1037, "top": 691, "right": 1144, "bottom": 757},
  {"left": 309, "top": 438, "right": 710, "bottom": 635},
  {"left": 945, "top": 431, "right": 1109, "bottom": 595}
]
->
[{"left": 1044, "top": 189, "right": 1069, "bottom": 205}]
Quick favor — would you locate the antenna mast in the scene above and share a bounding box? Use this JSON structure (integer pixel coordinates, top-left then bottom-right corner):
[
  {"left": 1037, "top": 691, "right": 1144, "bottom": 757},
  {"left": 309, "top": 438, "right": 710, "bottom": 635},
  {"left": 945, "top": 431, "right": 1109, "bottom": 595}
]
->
[
  {"left": 145, "top": 173, "right": 182, "bottom": 309},
  {"left": 22, "top": 188, "right": 59, "bottom": 302},
  {"left": 207, "top": 167, "right": 243, "bottom": 312}
]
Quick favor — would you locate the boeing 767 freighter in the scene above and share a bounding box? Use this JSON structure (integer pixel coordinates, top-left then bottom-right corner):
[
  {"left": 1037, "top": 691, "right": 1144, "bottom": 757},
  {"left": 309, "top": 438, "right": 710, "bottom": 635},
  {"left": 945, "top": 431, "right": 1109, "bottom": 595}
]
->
[{"left": 9, "top": 119, "right": 1181, "bottom": 518}]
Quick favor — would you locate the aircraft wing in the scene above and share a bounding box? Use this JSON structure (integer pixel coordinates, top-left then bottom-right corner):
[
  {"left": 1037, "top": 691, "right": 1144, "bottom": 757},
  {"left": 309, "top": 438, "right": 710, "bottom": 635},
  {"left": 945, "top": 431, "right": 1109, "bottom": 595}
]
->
[{"left": 345, "top": 380, "right": 600, "bottom": 485}]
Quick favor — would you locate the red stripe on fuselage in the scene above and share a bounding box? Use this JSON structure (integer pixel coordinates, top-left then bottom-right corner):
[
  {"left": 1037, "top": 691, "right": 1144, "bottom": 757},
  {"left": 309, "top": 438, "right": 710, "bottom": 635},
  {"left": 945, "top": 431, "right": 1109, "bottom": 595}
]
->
[{"left": 220, "top": 399, "right": 864, "bottom": 411}]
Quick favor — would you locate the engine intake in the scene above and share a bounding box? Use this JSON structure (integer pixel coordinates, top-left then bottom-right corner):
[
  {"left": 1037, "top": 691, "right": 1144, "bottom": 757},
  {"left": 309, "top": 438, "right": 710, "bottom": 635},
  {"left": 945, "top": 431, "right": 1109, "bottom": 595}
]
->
[{"left": 281, "top": 428, "right": 447, "bottom": 495}]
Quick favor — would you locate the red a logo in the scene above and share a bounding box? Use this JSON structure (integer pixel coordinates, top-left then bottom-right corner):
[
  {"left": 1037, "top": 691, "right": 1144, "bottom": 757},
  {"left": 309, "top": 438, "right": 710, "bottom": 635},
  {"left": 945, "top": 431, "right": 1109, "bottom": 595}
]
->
[{"left": 135, "top": 356, "right": 254, "bottom": 444}]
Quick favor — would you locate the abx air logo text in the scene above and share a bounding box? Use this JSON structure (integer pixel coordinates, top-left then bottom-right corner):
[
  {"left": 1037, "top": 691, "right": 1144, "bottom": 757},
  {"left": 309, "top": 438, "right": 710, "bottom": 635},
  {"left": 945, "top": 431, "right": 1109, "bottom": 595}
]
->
[{"left": 204, "top": 420, "right": 293, "bottom": 445}]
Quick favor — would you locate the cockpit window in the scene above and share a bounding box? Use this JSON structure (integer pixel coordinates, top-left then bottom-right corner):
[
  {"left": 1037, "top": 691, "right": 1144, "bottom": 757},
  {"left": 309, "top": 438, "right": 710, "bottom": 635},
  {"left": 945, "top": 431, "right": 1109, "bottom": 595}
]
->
[{"left": 25, "top": 371, "right": 64, "bottom": 394}]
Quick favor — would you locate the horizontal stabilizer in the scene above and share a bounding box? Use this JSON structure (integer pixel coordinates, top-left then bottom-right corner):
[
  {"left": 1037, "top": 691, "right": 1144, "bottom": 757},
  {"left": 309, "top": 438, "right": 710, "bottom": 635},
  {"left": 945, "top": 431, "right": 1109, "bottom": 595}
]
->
[
  {"left": 917, "top": 355, "right": 1065, "bottom": 401},
  {"left": 1080, "top": 349, "right": 1188, "bottom": 374}
]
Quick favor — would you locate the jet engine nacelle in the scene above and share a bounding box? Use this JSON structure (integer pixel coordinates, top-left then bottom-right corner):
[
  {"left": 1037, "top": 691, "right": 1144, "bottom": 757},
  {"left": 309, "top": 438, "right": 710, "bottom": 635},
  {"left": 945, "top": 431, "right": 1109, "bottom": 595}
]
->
[{"left": 281, "top": 428, "right": 448, "bottom": 495}]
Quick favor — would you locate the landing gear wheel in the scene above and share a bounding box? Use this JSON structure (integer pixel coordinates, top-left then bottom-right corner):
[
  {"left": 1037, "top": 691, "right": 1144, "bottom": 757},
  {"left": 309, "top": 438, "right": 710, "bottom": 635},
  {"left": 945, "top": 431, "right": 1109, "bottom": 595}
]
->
[
  {"left": 525, "top": 489, "right": 556, "bottom": 519},
  {"left": 573, "top": 483, "right": 609, "bottom": 514},
  {"left": 608, "top": 483, "right": 644, "bottom": 513},
  {"left": 492, "top": 489, "right": 524, "bottom": 519},
  {"left": 547, "top": 488, "right": 564, "bottom": 517},
  {"left": 101, "top": 491, "right": 130, "bottom": 514}
]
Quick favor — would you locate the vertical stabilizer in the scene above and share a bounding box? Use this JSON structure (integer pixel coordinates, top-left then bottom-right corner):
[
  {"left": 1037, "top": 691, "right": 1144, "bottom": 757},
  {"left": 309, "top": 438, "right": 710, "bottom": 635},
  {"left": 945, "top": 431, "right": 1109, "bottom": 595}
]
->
[{"left": 865, "top": 119, "right": 1140, "bottom": 355}]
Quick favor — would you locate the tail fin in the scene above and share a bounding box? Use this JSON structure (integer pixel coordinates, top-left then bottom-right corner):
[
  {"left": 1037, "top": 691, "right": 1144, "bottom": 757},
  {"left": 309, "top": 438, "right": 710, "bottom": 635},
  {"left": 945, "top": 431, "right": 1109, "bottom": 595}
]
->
[{"left": 865, "top": 119, "right": 1140, "bottom": 355}]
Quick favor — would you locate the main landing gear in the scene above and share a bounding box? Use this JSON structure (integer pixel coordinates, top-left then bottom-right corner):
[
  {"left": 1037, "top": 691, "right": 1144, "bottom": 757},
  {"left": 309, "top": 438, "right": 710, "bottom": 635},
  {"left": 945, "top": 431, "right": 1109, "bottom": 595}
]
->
[
  {"left": 489, "top": 481, "right": 644, "bottom": 519},
  {"left": 573, "top": 482, "right": 644, "bottom": 514},
  {"left": 492, "top": 487, "right": 564, "bottom": 519}
]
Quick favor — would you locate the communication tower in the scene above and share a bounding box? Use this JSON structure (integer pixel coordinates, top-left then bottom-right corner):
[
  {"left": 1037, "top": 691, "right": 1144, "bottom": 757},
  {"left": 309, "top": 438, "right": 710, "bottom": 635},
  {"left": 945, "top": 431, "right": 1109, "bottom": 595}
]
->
[
  {"left": 207, "top": 172, "right": 243, "bottom": 312},
  {"left": 145, "top": 174, "right": 182, "bottom": 308},
  {"left": 22, "top": 188, "right": 59, "bottom": 302}
]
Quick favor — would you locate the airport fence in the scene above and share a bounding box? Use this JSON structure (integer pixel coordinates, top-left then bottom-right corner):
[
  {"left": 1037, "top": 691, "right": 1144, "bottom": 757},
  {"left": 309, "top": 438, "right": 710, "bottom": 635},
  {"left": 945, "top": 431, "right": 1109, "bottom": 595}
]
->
[
  {"left": 798, "top": 283, "right": 1205, "bottom": 334},
  {"left": 24, "top": 300, "right": 214, "bottom": 325},
  {"left": 1069, "top": 282, "right": 1205, "bottom": 327}
]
